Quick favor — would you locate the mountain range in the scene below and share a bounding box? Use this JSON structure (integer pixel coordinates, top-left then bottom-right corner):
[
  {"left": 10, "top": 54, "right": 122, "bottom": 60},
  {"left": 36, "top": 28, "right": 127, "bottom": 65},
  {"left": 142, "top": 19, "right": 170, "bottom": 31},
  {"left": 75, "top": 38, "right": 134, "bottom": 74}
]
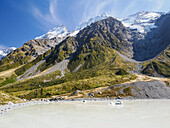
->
[{"left": 0, "top": 11, "right": 169, "bottom": 101}]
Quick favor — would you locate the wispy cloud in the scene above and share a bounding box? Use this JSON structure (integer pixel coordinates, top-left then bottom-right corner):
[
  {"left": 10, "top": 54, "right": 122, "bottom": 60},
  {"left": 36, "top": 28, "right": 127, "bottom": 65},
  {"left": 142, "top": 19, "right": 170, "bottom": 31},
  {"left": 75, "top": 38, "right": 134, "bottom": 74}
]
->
[
  {"left": 75, "top": 0, "right": 117, "bottom": 24},
  {"left": 154, "top": 0, "right": 164, "bottom": 11},
  {"left": 0, "top": 44, "right": 8, "bottom": 49},
  {"left": 19, "top": 0, "right": 168, "bottom": 31},
  {"left": 31, "top": 0, "right": 61, "bottom": 30},
  {"left": 120, "top": 0, "right": 136, "bottom": 18},
  {"left": 145, "top": 0, "right": 165, "bottom": 11}
]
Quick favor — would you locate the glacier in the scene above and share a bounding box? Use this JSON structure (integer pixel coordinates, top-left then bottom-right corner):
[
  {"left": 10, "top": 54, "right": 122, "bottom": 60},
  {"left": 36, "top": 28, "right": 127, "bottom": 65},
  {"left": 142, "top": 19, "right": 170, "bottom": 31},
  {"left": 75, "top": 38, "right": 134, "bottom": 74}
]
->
[{"left": 122, "top": 11, "right": 165, "bottom": 33}]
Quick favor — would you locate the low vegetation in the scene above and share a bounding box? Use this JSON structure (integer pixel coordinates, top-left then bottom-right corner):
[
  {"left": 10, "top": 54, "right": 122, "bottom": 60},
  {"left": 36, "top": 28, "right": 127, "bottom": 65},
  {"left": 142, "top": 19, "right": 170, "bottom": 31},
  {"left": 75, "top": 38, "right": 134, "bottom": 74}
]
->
[
  {"left": 0, "top": 91, "right": 21, "bottom": 105},
  {"left": 142, "top": 61, "right": 170, "bottom": 77},
  {"left": 0, "top": 74, "right": 17, "bottom": 87},
  {"left": 1, "top": 61, "right": 136, "bottom": 99},
  {"left": 15, "top": 49, "right": 53, "bottom": 76}
]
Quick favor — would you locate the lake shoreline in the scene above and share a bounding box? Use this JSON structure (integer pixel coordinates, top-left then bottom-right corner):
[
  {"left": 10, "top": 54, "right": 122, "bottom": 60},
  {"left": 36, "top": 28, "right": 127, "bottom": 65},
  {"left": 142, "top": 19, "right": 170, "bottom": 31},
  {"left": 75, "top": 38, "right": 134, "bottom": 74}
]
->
[{"left": 1, "top": 97, "right": 170, "bottom": 115}]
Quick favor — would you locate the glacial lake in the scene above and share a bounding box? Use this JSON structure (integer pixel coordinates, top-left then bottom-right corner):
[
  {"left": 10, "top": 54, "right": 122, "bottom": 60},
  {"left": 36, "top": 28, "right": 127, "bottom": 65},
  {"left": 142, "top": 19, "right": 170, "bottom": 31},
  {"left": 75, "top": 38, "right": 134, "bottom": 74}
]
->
[{"left": 0, "top": 100, "right": 170, "bottom": 128}]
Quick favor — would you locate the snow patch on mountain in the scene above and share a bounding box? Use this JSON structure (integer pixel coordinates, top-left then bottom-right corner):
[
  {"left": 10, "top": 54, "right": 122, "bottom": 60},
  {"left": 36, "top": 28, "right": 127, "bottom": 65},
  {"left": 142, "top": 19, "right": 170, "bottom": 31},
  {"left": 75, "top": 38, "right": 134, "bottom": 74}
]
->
[
  {"left": 35, "top": 25, "right": 68, "bottom": 39},
  {"left": 35, "top": 13, "right": 108, "bottom": 39},
  {"left": 75, "top": 13, "right": 108, "bottom": 31},
  {"left": 122, "top": 11, "right": 165, "bottom": 33},
  {"left": 0, "top": 47, "right": 16, "bottom": 60}
]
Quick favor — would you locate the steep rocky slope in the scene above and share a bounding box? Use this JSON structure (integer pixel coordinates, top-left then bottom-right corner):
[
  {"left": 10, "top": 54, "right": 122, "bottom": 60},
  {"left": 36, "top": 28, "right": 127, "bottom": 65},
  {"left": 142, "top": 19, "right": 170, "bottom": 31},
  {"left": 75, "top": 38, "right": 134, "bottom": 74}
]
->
[{"left": 133, "top": 13, "right": 170, "bottom": 61}]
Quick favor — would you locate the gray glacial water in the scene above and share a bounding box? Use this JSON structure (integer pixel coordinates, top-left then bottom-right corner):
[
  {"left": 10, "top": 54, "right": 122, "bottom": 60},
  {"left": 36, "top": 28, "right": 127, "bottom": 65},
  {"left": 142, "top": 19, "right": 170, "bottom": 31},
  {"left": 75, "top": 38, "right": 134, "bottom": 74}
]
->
[{"left": 0, "top": 100, "right": 170, "bottom": 128}]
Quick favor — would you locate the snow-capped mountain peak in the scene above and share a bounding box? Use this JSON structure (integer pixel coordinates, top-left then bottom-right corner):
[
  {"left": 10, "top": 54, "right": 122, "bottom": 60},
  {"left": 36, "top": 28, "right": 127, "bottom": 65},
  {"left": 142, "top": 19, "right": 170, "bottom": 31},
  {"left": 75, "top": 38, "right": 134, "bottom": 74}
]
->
[
  {"left": 35, "top": 13, "right": 109, "bottom": 39},
  {"left": 68, "top": 13, "right": 108, "bottom": 37},
  {"left": 122, "top": 11, "right": 165, "bottom": 33},
  {"left": 75, "top": 13, "right": 108, "bottom": 31},
  {"left": 0, "top": 47, "right": 16, "bottom": 60},
  {"left": 35, "top": 25, "right": 68, "bottom": 39}
]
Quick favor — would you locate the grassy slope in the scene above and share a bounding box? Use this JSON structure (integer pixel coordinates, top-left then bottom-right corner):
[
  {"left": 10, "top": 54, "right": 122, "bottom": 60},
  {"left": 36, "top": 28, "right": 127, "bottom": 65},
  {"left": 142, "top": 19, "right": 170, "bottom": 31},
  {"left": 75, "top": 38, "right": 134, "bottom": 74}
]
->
[
  {"left": 141, "top": 45, "right": 170, "bottom": 77},
  {"left": 0, "top": 55, "right": 136, "bottom": 99},
  {"left": 0, "top": 48, "right": 33, "bottom": 72},
  {"left": 14, "top": 49, "right": 53, "bottom": 76},
  {"left": 0, "top": 39, "right": 56, "bottom": 73},
  {"left": 0, "top": 91, "right": 21, "bottom": 104}
]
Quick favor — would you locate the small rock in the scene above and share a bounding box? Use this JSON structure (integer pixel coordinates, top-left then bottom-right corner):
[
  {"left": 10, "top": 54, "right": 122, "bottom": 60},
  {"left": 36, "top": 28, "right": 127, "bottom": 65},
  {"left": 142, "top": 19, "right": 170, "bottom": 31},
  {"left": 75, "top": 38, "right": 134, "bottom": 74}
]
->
[
  {"left": 98, "top": 91, "right": 102, "bottom": 94},
  {"left": 7, "top": 102, "right": 14, "bottom": 106},
  {"left": 71, "top": 90, "right": 81, "bottom": 96},
  {"left": 88, "top": 92, "right": 94, "bottom": 97}
]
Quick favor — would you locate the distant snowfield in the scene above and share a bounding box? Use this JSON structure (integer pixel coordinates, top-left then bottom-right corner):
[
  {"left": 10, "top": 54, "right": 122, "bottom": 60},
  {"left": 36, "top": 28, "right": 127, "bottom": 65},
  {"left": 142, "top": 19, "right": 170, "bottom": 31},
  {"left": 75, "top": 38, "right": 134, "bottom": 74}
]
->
[
  {"left": 122, "top": 11, "right": 164, "bottom": 33},
  {"left": 0, "top": 100, "right": 170, "bottom": 128}
]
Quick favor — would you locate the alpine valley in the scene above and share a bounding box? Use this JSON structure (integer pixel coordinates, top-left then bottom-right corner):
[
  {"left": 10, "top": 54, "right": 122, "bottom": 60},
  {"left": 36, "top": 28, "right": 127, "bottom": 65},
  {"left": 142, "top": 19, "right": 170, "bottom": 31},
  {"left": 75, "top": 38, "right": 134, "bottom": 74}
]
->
[{"left": 0, "top": 11, "right": 170, "bottom": 103}]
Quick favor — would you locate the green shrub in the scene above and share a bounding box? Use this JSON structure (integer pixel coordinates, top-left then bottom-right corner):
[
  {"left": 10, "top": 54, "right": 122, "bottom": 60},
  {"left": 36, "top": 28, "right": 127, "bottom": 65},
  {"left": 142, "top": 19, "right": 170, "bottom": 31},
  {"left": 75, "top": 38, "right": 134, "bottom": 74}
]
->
[{"left": 0, "top": 75, "right": 17, "bottom": 87}]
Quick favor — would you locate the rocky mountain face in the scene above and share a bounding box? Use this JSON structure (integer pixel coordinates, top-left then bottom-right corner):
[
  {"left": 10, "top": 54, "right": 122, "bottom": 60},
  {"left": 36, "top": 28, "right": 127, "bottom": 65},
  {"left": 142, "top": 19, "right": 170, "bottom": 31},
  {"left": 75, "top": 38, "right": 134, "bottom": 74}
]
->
[
  {"left": 0, "top": 38, "right": 64, "bottom": 72},
  {"left": 75, "top": 17, "right": 134, "bottom": 57},
  {"left": 37, "top": 17, "right": 135, "bottom": 72}
]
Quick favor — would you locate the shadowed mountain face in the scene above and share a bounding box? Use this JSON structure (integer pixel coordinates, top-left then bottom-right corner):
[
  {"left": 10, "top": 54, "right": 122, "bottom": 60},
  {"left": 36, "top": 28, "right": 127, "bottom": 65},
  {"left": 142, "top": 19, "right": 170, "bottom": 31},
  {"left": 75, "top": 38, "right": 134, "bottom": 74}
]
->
[{"left": 132, "top": 13, "right": 170, "bottom": 61}]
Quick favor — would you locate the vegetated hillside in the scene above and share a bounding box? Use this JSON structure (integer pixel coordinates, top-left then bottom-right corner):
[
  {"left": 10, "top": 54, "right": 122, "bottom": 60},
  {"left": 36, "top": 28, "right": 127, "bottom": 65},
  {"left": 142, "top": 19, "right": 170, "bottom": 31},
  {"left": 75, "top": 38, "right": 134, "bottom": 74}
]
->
[
  {"left": 0, "top": 91, "right": 21, "bottom": 104},
  {"left": 1, "top": 60, "right": 136, "bottom": 99},
  {"left": 0, "top": 37, "right": 64, "bottom": 72},
  {"left": 141, "top": 45, "right": 170, "bottom": 77},
  {"left": 0, "top": 17, "right": 139, "bottom": 99}
]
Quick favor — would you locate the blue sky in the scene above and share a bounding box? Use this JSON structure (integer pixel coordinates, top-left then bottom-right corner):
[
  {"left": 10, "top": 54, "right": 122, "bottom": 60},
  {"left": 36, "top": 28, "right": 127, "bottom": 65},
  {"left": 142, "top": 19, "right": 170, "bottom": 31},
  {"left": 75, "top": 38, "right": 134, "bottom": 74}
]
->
[{"left": 0, "top": 0, "right": 169, "bottom": 49}]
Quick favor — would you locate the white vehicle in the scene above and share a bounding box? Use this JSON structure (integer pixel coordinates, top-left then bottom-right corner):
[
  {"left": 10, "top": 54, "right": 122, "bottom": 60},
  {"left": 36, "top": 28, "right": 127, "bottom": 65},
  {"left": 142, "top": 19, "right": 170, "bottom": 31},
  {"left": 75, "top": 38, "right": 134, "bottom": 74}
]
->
[{"left": 109, "top": 100, "right": 123, "bottom": 106}]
